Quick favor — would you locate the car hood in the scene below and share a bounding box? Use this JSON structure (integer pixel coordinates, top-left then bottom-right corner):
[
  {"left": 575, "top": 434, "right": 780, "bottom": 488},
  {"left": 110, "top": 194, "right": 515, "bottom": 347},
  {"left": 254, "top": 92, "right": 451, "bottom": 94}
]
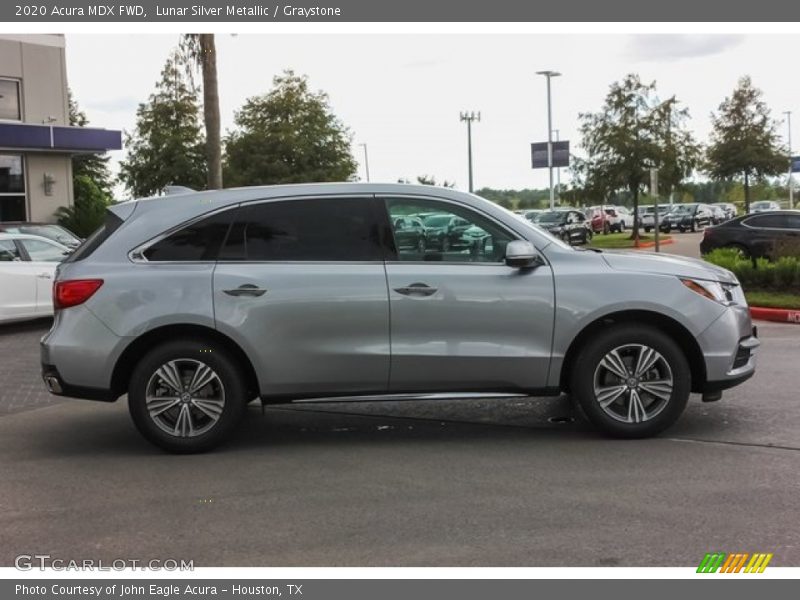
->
[{"left": 601, "top": 250, "right": 737, "bottom": 283}]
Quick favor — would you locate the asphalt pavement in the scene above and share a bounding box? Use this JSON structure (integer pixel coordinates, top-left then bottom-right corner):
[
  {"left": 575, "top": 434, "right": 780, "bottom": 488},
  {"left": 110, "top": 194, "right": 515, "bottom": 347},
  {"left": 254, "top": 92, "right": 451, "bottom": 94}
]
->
[{"left": 0, "top": 314, "right": 797, "bottom": 567}]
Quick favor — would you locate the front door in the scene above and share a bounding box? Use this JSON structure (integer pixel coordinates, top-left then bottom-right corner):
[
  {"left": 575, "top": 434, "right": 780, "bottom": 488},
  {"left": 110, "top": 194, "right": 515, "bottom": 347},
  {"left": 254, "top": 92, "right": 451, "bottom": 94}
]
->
[
  {"left": 213, "top": 196, "right": 390, "bottom": 397},
  {"left": 381, "top": 196, "right": 555, "bottom": 393}
]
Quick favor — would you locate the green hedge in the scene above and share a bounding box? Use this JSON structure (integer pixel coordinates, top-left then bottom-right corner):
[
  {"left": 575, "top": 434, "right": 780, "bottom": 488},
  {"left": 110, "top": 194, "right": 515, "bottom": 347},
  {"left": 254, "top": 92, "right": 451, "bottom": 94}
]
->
[{"left": 704, "top": 248, "right": 800, "bottom": 292}]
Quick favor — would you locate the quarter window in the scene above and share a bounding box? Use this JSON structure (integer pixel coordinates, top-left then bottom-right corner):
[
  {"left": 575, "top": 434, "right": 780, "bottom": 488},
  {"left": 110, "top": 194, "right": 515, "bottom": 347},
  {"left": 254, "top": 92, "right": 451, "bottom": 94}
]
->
[
  {"left": 385, "top": 198, "right": 514, "bottom": 263},
  {"left": 143, "top": 210, "right": 234, "bottom": 262},
  {"left": 220, "top": 197, "right": 382, "bottom": 262}
]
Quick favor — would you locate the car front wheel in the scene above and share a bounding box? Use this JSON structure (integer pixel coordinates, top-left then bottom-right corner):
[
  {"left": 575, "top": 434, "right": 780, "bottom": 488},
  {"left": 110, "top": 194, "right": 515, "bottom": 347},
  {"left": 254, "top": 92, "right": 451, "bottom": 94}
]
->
[
  {"left": 570, "top": 325, "right": 690, "bottom": 438},
  {"left": 128, "top": 339, "right": 248, "bottom": 453}
]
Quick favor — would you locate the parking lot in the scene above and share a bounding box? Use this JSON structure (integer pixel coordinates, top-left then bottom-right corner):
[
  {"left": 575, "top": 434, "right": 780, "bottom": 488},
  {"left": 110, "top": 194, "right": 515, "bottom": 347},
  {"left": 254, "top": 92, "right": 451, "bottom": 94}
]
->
[{"left": 1, "top": 303, "right": 798, "bottom": 567}]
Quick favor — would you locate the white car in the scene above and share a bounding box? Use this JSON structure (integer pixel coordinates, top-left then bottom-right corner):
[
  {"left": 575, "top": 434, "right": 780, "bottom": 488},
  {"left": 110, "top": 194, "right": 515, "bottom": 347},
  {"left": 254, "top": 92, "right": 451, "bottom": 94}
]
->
[
  {"left": 0, "top": 233, "right": 70, "bottom": 324},
  {"left": 749, "top": 200, "right": 781, "bottom": 214}
]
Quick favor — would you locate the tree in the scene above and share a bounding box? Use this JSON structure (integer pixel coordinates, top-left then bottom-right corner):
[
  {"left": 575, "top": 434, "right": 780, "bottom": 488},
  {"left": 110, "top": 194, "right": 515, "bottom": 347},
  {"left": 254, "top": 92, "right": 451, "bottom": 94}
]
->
[
  {"left": 705, "top": 76, "right": 787, "bottom": 213},
  {"left": 224, "top": 71, "right": 357, "bottom": 186},
  {"left": 399, "top": 175, "right": 456, "bottom": 187},
  {"left": 68, "top": 90, "right": 113, "bottom": 197},
  {"left": 56, "top": 175, "right": 110, "bottom": 237},
  {"left": 119, "top": 50, "right": 207, "bottom": 198},
  {"left": 578, "top": 74, "right": 698, "bottom": 241},
  {"left": 181, "top": 34, "right": 223, "bottom": 190}
]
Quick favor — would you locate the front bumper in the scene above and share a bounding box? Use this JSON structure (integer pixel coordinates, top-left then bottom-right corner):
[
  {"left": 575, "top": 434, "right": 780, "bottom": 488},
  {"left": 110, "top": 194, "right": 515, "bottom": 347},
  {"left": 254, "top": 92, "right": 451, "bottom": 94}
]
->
[{"left": 697, "top": 305, "right": 760, "bottom": 393}]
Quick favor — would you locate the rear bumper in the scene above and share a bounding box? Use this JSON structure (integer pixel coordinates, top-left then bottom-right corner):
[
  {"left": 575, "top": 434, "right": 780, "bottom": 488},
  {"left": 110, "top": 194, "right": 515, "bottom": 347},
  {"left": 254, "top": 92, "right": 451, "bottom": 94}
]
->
[{"left": 41, "top": 363, "right": 115, "bottom": 402}]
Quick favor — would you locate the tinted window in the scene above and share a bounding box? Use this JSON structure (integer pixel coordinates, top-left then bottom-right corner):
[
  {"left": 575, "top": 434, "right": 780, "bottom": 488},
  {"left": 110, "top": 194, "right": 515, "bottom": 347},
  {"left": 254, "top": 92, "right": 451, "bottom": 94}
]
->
[
  {"left": 144, "top": 210, "right": 233, "bottom": 262},
  {"left": 385, "top": 198, "right": 514, "bottom": 263},
  {"left": 221, "top": 197, "right": 381, "bottom": 262},
  {"left": 19, "top": 238, "right": 65, "bottom": 262},
  {"left": 745, "top": 215, "right": 789, "bottom": 229},
  {"left": 0, "top": 240, "right": 20, "bottom": 261}
]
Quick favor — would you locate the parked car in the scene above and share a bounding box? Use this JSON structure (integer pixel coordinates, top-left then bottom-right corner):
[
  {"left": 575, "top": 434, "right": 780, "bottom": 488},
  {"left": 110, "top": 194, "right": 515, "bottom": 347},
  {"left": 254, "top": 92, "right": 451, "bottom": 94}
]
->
[
  {"left": 0, "top": 222, "right": 82, "bottom": 249},
  {"left": 536, "top": 210, "right": 592, "bottom": 245},
  {"left": 41, "top": 183, "right": 758, "bottom": 452},
  {"left": 700, "top": 210, "right": 800, "bottom": 259},
  {"left": 585, "top": 206, "right": 615, "bottom": 234},
  {"left": 392, "top": 216, "right": 428, "bottom": 254},
  {"left": 0, "top": 233, "right": 70, "bottom": 324},
  {"left": 710, "top": 205, "right": 727, "bottom": 225},
  {"left": 420, "top": 213, "right": 471, "bottom": 252},
  {"left": 637, "top": 206, "right": 670, "bottom": 233},
  {"left": 712, "top": 202, "right": 737, "bottom": 220},
  {"left": 749, "top": 201, "right": 781, "bottom": 214},
  {"left": 611, "top": 206, "right": 633, "bottom": 230},
  {"left": 660, "top": 203, "right": 713, "bottom": 233}
]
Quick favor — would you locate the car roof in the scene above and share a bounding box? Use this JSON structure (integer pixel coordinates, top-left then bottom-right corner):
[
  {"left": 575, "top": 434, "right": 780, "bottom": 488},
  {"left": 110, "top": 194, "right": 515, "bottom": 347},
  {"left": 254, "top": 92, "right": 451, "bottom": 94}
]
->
[{"left": 0, "top": 231, "right": 68, "bottom": 245}]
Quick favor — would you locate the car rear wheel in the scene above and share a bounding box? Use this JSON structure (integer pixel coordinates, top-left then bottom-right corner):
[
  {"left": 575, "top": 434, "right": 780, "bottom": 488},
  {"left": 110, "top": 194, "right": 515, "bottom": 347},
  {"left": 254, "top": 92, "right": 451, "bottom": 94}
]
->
[
  {"left": 570, "top": 325, "right": 690, "bottom": 438},
  {"left": 128, "top": 339, "right": 247, "bottom": 453}
]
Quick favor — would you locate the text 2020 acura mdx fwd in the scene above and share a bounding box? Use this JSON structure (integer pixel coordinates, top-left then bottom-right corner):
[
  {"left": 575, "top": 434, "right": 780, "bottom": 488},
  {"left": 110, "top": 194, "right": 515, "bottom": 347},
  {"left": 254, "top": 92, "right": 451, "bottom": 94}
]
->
[{"left": 41, "top": 184, "right": 758, "bottom": 452}]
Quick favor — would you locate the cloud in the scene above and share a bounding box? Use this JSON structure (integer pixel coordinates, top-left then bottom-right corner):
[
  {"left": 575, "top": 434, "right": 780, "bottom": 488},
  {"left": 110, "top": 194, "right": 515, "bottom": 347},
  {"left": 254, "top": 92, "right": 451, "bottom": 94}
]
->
[{"left": 626, "top": 35, "right": 746, "bottom": 62}]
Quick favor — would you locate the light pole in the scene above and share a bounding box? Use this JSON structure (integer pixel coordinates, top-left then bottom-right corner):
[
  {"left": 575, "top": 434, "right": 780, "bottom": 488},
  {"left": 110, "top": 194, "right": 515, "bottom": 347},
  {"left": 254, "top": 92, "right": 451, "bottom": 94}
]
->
[
  {"left": 785, "top": 111, "right": 793, "bottom": 209},
  {"left": 359, "top": 143, "right": 370, "bottom": 182},
  {"left": 460, "top": 111, "right": 480, "bottom": 193},
  {"left": 536, "top": 70, "right": 561, "bottom": 210},
  {"left": 553, "top": 128, "right": 561, "bottom": 201}
]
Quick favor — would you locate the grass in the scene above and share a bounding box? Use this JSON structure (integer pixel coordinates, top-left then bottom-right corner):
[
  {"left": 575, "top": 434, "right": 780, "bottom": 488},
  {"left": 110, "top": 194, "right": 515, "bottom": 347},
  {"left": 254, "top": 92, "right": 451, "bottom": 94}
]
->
[
  {"left": 589, "top": 232, "right": 672, "bottom": 249},
  {"left": 744, "top": 290, "right": 800, "bottom": 310}
]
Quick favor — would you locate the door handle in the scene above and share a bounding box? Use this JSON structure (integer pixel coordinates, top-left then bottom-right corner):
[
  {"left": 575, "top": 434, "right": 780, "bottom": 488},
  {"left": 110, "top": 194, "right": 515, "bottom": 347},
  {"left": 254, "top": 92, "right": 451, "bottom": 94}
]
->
[
  {"left": 223, "top": 284, "right": 267, "bottom": 297},
  {"left": 394, "top": 282, "right": 438, "bottom": 297}
]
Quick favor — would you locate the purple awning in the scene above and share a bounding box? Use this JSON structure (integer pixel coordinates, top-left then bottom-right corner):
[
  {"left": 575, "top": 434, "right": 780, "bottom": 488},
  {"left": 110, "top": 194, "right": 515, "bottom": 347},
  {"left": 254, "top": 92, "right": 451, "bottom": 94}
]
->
[{"left": 0, "top": 122, "right": 122, "bottom": 153}]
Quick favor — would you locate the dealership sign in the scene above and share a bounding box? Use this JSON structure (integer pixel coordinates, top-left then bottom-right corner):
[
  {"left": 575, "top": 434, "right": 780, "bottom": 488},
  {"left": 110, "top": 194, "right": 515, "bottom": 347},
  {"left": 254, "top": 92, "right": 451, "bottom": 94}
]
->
[
  {"left": 792, "top": 156, "right": 800, "bottom": 173},
  {"left": 531, "top": 141, "right": 570, "bottom": 169}
]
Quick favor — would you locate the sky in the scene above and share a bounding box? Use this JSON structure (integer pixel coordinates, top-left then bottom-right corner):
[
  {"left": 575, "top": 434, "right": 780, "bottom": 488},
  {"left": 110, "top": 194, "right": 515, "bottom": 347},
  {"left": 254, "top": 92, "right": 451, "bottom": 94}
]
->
[{"left": 64, "top": 33, "right": 800, "bottom": 196}]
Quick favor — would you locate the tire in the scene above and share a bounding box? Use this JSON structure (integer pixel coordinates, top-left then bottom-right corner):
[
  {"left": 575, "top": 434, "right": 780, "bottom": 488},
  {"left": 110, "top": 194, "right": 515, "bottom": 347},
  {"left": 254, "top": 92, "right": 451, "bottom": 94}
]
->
[
  {"left": 128, "top": 339, "right": 248, "bottom": 453},
  {"left": 618, "top": 221, "right": 626, "bottom": 232},
  {"left": 569, "top": 324, "right": 691, "bottom": 438}
]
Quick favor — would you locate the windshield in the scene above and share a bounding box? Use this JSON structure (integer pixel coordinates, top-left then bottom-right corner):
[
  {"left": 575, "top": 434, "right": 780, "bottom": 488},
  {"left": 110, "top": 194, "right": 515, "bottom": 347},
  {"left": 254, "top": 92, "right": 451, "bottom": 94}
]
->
[
  {"left": 538, "top": 212, "right": 564, "bottom": 224},
  {"left": 751, "top": 201, "right": 771, "bottom": 209},
  {"left": 422, "top": 215, "right": 451, "bottom": 227},
  {"left": 671, "top": 205, "right": 695, "bottom": 213}
]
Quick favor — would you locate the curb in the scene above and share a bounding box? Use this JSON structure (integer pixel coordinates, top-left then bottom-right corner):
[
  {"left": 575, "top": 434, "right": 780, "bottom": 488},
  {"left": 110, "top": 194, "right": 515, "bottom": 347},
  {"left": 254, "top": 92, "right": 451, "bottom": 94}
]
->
[
  {"left": 750, "top": 306, "right": 800, "bottom": 324},
  {"left": 634, "top": 238, "right": 674, "bottom": 249}
]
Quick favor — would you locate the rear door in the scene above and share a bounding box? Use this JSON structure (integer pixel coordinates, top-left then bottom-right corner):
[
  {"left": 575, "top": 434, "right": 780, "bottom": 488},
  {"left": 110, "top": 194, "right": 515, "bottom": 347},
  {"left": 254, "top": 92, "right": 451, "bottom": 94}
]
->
[
  {"left": 380, "top": 195, "right": 555, "bottom": 393},
  {"left": 213, "top": 196, "right": 391, "bottom": 397},
  {"left": 0, "top": 239, "right": 37, "bottom": 320},
  {"left": 16, "top": 237, "right": 65, "bottom": 314}
]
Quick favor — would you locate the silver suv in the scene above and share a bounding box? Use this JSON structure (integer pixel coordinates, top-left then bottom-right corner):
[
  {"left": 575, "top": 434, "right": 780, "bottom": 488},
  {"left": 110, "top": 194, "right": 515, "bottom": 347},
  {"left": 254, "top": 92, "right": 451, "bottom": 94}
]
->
[{"left": 41, "top": 184, "right": 759, "bottom": 452}]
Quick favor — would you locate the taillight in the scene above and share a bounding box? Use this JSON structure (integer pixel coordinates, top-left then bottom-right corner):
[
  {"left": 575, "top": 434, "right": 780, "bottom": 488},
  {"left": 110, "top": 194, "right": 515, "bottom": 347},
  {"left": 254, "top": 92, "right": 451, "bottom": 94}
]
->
[{"left": 54, "top": 279, "right": 104, "bottom": 309}]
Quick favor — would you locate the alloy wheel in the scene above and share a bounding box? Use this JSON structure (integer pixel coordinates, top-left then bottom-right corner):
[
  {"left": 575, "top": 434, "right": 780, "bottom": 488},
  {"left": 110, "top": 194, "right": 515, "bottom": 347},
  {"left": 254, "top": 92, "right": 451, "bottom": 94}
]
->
[
  {"left": 145, "top": 359, "right": 226, "bottom": 438},
  {"left": 592, "top": 344, "right": 673, "bottom": 424}
]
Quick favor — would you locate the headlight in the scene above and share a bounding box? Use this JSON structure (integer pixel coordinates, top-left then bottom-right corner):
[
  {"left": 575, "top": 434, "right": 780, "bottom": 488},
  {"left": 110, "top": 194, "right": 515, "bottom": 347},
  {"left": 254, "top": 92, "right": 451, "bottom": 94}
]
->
[{"left": 680, "top": 278, "right": 738, "bottom": 306}]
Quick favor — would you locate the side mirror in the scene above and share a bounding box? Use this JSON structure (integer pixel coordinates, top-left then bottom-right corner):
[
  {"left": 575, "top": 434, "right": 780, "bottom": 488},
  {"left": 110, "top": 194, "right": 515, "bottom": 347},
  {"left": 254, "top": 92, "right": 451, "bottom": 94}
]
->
[{"left": 505, "top": 240, "right": 542, "bottom": 268}]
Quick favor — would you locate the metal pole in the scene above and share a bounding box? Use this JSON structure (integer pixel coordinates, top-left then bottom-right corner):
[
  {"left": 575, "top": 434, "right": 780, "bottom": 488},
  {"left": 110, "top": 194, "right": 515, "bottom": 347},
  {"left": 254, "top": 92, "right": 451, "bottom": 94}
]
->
[
  {"left": 467, "top": 118, "right": 473, "bottom": 193},
  {"left": 553, "top": 129, "right": 561, "bottom": 202},
  {"left": 546, "top": 76, "right": 554, "bottom": 210},
  {"left": 360, "top": 143, "right": 370, "bottom": 182},
  {"left": 785, "top": 111, "right": 793, "bottom": 209}
]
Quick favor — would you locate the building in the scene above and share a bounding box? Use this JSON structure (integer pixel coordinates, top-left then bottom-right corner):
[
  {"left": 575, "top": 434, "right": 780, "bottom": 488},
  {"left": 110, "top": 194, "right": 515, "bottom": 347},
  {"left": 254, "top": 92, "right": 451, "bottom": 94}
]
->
[{"left": 0, "top": 34, "right": 121, "bottom": 223}]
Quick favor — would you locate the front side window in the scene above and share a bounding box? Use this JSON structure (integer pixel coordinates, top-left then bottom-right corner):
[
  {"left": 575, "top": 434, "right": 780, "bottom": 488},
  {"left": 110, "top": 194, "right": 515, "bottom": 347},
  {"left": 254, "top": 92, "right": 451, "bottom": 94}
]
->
[
  {"left": 143, "top": 210, "right": 234, "bottom": 262},
  {"left": 385, "top": 197, "right": 514, "bottom": 263},
  {"left": 0, "top": 239, "right": 20, "bottom": 261},
  {"left": 19, "top": 238, "right": 65, "bottom": 262},
  {"left": 220, "top": 197, "right": 382, "bottom": 262},
  {"left": 0, "top": 79, "right": 21, "bottom": 121}
]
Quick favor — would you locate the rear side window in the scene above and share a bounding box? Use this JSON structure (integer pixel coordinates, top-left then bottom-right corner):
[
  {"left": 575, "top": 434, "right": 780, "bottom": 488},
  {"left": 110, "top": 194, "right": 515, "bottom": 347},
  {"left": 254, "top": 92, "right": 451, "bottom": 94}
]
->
[
  {"left": 144, "top": 210, "right": 233, "bottom": 262},
  {"left": 220, "top": 197, "right": 382, "bottom": 262},
  {"left": 67, "top": 211, "right": 124, "bottom": 262},
  {"left": 745, "top": 215, "right": 789, "bottom": 229}
]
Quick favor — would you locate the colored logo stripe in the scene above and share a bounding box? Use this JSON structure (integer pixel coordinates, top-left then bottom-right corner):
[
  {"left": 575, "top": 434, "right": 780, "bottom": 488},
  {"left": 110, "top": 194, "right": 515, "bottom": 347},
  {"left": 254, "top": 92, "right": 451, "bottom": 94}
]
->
[{"left": 697, "top": 552, "right": 773, "bottom": 573}]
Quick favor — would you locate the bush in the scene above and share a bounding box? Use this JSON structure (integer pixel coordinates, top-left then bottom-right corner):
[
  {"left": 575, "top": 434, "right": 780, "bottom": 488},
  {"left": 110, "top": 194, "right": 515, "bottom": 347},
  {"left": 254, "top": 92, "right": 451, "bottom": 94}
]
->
[
  {"left": 55, "top": 175, "right": 110, "bottom": 237},
  {"left": 704, "top": 248, "right": 800, "bottom": 293}
]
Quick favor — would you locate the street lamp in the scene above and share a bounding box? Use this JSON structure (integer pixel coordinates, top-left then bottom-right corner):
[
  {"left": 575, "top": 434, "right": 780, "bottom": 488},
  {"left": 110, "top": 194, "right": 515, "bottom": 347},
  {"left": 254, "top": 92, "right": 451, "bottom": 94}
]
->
[
  {"left": 460, "top": 111, "right": 480, "bottom": 193},
  {"left": 785, "top": 111, "right": 793, "bottom": 209},
  {"left": 359, "top": 143, "right": 370, "bottom": 183},
  {"left": 553, "top": 129, "right": 561, "bottom": 201},
  {"left": 536, "top": 70, "right": 561, "bottom": 210}
]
